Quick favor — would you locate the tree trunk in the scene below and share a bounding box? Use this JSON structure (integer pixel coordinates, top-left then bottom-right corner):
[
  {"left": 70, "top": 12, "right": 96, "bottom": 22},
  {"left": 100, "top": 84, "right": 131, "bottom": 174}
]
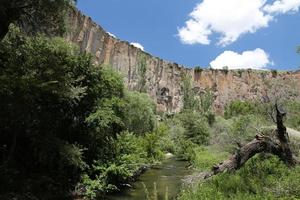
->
[{"left": 204, "top": 104, "right": 298, "bottom": 179}]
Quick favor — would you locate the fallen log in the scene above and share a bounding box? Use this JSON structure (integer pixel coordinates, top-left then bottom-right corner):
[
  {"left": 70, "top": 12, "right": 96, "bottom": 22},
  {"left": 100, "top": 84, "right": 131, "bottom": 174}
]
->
[{"left": 204, "top": 104, "right": 298, "bottom": 179}]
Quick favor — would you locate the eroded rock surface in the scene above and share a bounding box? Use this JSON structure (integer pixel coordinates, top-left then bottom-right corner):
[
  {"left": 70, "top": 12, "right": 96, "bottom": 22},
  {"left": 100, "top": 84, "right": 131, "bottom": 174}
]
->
[{"left": 66, "top": 8, "right": 300, "bottom": 113}]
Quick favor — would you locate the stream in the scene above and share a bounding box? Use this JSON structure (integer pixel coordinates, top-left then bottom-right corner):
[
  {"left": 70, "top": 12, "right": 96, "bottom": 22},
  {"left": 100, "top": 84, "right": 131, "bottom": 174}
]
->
[{"left": 107, "top": 158, "right": 192, "bottom": 200}]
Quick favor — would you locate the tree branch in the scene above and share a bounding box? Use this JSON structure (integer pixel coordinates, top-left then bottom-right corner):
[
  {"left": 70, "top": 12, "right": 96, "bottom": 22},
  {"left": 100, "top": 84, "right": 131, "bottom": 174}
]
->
[{"left": 204, "top": 104, "right": 298, "bottom": 179}]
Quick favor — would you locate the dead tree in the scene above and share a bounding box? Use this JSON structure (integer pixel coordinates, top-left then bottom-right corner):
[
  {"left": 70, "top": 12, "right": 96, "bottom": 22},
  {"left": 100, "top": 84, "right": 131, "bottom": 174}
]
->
[{"left": 204, "top": 103, "right": 298, "bottom": 179}]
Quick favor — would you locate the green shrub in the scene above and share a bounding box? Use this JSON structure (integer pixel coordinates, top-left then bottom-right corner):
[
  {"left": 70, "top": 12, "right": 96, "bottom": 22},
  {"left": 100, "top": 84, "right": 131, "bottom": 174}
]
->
[
  {"left": 286, "top": 101, "right": 300, "bottom": 131},
  {"left": 123, "top": 91, "right": 157, "bottom": 135},
  {"left": 176, "top": 111, "right": 210, "bottom": 145},
  {"left": 174, "top": 139, "right": 197, "bottom": 161},
  {"left": 224, "top": 100, "right": 257, "bottom": 119},
  {"left": 194, "top": 66, "right": 203, "bottom": 73},
  {"left": 179, "top": 154, "right": 300, "bottom": 200},
  {"left": 271, "top": 69, "right": 278, "bottom": 77},
  {"left": 0, "top": 26, "right": 160, "bottom": 199},
  {"left": 137, "top": 54, "right": 147, "bottom": 92},
  {"left": 143, "top": 133, "right": 164, "bottom": 161},
  {"left": 182, "top": 74, "right": 196, "bottom": 110}
]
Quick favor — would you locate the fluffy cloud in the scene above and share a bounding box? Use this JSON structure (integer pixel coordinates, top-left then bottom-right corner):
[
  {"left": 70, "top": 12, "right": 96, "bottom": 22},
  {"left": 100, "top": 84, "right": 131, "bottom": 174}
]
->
[
  {"left": 178, "top": 0, "right": 271, "bottom": 46},
  {"left": 178, "top": 0, "right": 300, "bottom": 46},
  {"left": 264, "top": 0, "right": 300, "bottom": 14},
  {"left": 130, "top": 42, "right": 145, "bottom": 51},
  {"left": 210, "top": 48, "right": 271, "bottom": 69}
]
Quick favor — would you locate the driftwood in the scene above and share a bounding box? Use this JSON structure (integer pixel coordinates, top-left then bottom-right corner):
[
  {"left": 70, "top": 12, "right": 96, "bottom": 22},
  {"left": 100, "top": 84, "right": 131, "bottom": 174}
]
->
[{"left": 204, "top": 104, "right": 298, "bottom": 179}]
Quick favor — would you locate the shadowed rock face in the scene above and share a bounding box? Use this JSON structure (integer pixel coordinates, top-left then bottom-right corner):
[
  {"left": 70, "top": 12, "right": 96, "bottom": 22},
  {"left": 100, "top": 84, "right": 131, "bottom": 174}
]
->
[{"left": 65, "top": 8, "right": 300, "bottom": 113}]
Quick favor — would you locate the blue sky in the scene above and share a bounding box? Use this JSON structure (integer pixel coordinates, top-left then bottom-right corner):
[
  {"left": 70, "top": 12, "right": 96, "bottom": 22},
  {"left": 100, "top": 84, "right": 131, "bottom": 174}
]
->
[{"left": 77, "top": 0, "right": 300, "bottom": 70}]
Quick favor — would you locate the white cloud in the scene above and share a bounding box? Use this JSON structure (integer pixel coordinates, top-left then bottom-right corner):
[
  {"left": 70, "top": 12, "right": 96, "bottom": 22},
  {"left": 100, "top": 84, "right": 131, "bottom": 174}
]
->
[
  {"left": 178, "top": 0, "right": 300, "bottom": 46},
  {"left": 107, "top": 32, "right": 117, "bottom": 38},
  {"left": 178, "top": 0, "right": 272, "bottom": 46},
  {"left": 130, "top": 42, "right": 145, "bottom": 51},
  {"left": 210, "top": 48, "right": 272, "bottom": 69},
  {"left": 264, "top": 0, "right": 300, "bottom": 14}
]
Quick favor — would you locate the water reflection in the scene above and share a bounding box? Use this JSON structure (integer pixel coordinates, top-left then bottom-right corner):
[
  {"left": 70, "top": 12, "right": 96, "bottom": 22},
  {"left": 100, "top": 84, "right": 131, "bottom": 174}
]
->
[{"left": 108, "top": 158, "right": 191, "bottom": 200}]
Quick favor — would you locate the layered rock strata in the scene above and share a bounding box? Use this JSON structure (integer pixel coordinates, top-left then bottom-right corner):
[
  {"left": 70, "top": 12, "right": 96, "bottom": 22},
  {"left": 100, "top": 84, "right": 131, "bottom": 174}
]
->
[{"left": 66, "top": 8, "right": 300, "bottom": 113}]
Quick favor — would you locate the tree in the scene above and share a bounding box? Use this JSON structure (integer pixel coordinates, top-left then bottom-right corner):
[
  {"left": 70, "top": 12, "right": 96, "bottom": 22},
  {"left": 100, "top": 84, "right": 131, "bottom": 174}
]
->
[
  {"left": 224, "top": 100, "right": 256, "bottom": 119},
  {"left": 203, "top": 77, "right": 300, "bottom": 178},
  {"left": 123, "top": 91, "right": 156, "bottom": 135},
  {"left": 137, "top": 54, "right": 147, "bottom": 93},
  {"left": 204, "top": 103, "right": 297, "bottom": 179},
  {"left": 0, "top": 0, "right": 75, "bottom": 40},
  {"left": 0, "top": 26, "right": 126, "bottom": 198},
  {"left": 182, "top": 74, "right": 196, "bottom": 110},
  {"left": 176, "top": 111, "right": 210, "bottom": 145},
  {"left": 182, "top": 74, "right": 215, "bottom": 124}
]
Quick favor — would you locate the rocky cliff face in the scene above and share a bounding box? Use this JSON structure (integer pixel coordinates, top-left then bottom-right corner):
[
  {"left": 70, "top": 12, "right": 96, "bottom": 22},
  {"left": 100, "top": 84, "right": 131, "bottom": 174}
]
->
[{"left": 66, "top": 8, "right": 300, "bottom": 113}]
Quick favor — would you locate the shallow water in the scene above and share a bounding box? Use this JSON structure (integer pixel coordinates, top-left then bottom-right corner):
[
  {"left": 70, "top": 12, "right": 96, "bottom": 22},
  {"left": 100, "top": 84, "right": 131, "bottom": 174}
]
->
[{"left": 107, "top": 158, "right": 191, "bottom": 200}]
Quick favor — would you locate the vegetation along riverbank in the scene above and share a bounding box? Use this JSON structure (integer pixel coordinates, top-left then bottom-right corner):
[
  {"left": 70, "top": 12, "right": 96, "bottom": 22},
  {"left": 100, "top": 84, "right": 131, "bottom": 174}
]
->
[{"left": 1, "top": 1, "right": 300, "bottom": 200}]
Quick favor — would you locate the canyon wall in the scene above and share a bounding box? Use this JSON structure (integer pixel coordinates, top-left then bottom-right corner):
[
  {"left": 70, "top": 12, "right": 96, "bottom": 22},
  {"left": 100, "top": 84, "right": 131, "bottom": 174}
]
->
[{"left": 66, "top": 8, "right": 300, "bottom": 113}]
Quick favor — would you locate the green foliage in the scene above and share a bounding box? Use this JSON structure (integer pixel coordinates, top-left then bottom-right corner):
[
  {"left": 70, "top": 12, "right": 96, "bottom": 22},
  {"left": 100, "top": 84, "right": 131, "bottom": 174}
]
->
[
  {"left": 137, "top": 54, "right": 147, "bottom": 92},
  {"left": 123, "top": 91, "right": 156, "bottom": 135},
  {"left": 193, "top": 147, "right": 229, "bottom": 171},
  {"left": 230, "top": 115, "right": 254, "bottom": 140},
  {"left": 224, "top": 100, "right": 257, "bottom": 119},
  {"left": 2, "top": 23, "right": 300, "bottom": 200},
  {"left": 182, "top": 74, "right": 196, "bottom": 110},
  {"left": 0, "top": 0, "right": 75, "bottom": 39},
  {"left": 194, "top": 66, "right": 203, "bottom": 73},
  {"left": 237, "top": 69, "right": 243, "bottom": 77},
  {"left": 285, "top": 101, "right": 300, "bottom": 131},
  {"left": 78, "top": 132, "right": 142, "bottom": 199},
  {"left": 163, "top": 110, "right": 210, "bottom": 161},
  {"left": 0, "top": 27, "right": 101, "bottom": 198},
  {"left": 179, "top": 154, "right": 300, "bottom": 200},
  {"left": 182, "top": 74, "right": 215, "bottom": 124},
  {"left": 210, "top": 113, "right": 271, "bottom": 154},
  {"left": 0, "top": 27, "right": 164, "bottom": 199},
  {"left": 79, "top": 128, "right": 167, "bottom": 198},
  {"left": 0, "top": 26, "right": 173, "bottom": 200},
  {"left": 164, "top": 118, "right": 187, "bottom": 158},
  {"left": 271, "top": 69, "right": 278, "bottom": 77},
  {"left": 195, "top": 89, "right": 215, "bottom": 125},
  {"left": 176, "top": 111, "right": 210, "bottom": 145},
  {"left": 142, "top": 126, "right": 166, "bottom": 161},
  {"left": 174, "top": 139, "right": 197, "bottom": 161}
]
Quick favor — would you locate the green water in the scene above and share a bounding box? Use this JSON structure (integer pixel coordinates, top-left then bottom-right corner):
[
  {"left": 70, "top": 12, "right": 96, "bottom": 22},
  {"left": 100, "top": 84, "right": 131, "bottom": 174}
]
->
[{"left": 107, "top": 158, "right": 191, "bottom": 200}]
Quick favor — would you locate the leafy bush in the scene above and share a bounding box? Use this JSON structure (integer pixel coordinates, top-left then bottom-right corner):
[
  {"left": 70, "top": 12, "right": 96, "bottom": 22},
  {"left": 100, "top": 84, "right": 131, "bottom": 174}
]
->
[
  {"left": 143, "top": 130, "right": 165, "bottom": 161},
  {"left": 78, "top": 125, "right": 170, "bottom": 199},
  {"left": 163, "top": 111, "right": 210, "bottom": 161},
  {"left": 286, "top": 101, "right": 300, "bottom": 131},
  {"left": 0, "top": 27, "right": 161, "bottom": 199},
  {"left": 182, "top": 74, "right": 196, "bottom": 110},
  {"left": 176, "top": 111, "right": 210, "bottom": 145},
  {"left": 123, "top": 91, "right": 156, "bottom": 135},
  {"left": 224, "top": 100, "right": 257, "bottom": 119}
]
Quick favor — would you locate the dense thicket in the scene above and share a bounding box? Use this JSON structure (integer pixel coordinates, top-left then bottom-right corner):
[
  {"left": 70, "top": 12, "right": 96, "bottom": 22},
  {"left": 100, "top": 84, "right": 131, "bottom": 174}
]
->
[
  {"left": 0, "top": 27, "right": 164, "bottom": 199},
  {"left": 0, "top": 26, "right": 213, "bottom": 200}
]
